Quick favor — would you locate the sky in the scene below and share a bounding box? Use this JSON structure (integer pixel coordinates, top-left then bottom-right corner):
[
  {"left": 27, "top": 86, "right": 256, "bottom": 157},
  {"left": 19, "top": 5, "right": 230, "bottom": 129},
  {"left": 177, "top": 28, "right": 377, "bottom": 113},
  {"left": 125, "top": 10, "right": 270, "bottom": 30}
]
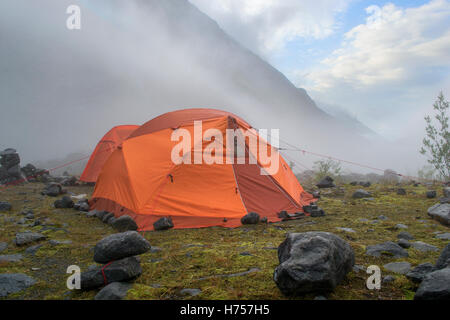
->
[{"left": 190, "top": 0, "right": 450, "bottom": 140}]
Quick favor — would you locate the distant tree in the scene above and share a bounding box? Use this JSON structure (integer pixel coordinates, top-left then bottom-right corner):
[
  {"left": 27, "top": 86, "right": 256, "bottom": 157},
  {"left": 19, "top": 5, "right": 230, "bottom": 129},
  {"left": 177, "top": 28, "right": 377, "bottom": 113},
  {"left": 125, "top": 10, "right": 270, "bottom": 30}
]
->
[
  {"left": 417, "top": 165, "right": 437, "bottom": 181},
  {"left": 420, "top": 92, "right": 450, "bottom": 180},
  {"left": 313, "top": 159, "right": 342, "bottom": 181}
]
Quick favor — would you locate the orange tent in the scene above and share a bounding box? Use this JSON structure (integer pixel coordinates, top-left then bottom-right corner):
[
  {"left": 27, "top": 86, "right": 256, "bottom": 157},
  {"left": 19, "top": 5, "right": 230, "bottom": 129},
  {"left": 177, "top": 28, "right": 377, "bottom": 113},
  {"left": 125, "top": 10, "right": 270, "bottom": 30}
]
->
[
  {"left": 90, "top": 109, "right": 315, "bottom": 231},
  {"left": 80, "top": 125, "right": 139, "bottom": 183}
]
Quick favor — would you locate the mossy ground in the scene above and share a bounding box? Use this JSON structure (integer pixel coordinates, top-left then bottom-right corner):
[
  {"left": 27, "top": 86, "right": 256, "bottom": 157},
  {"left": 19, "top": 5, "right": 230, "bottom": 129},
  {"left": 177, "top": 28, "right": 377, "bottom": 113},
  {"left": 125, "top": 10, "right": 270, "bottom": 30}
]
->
[{"left": 0, "top": 182, "right": 448, "bottom": 300}]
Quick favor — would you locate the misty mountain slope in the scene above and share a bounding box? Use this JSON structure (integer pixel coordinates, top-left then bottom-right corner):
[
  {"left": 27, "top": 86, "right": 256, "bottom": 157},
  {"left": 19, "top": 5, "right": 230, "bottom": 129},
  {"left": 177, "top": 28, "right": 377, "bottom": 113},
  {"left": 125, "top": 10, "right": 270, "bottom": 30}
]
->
[{"left": 0, "top": 0, "right": 403, "bottom": 171}]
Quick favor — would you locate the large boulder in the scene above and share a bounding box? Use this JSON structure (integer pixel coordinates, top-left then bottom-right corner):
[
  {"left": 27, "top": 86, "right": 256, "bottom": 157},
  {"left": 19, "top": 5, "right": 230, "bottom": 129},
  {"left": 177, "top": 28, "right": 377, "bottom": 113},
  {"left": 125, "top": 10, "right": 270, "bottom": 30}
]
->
[
  {"left": 153, "top": 217, "right": 174, "bottom": 231},
  {"left": 316, "top": 176, "right": 335, "bottom": 189},
  {"left": 352, "top": 189, "right": 371, "bottom": 199},
  {"left": 14, "top": 232, "right": 46, "bottom": 246},
  {"left": 111, "top": 215, "right": 138, "bottom": 232},
  {"left": 411, "top": 241, "right": 439, "bottom": 253},
  {"left": 0, "top": 273, "right": 36, "bottom": 297},
  {"left": 94, "top": 282, "right": 132, "bottom": 300},
  {"left": 93, "top": 231, "right": 151, "bottom": 264},
  {"left": 241, "top": 212, "right": 260, "bottom": 225},
  {"left": 406, "top": 263, "right": 436, "bottom": 283},
  {"left": 435, "top": 243, "right": 450, "bottom": 270},
  {"left": 273, "top": 232, "right": 354, "bottom": 295},
  {"left": 427, "top": 203, "right": 450, "bottom": 226},
  {"left": 81, "top": 256, "right": 142, "bottom": 290},
  {"left": 414, "top": 268, "right": 450, "bottom": 300},
  {"left": 365, "top": 241, "right": 408, "bottom": 258}
]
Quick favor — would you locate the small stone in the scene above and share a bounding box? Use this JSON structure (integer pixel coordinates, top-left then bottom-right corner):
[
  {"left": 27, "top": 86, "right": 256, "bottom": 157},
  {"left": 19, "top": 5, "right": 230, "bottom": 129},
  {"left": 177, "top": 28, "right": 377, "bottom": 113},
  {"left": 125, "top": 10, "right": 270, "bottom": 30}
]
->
[
  {"left": 383, "top": 262, "right": 411, "bottom": 274},
  {"left": 14, "top": 232, "right": 46, "bottom": 246},
  {"left": 378, "top": 215, "right": 388, "bottom": 220},
  {"left": 314, "top": 295, "right": 327, "bottom": 300},
  {"left": 180, "top": 288, "right": 201, "bottom": 297},
  {"left": 436, "top": 233, "right": 450, "bottom": 240},
  {"left": 365, "top": 241, "right": 408, "bottom": 258},
  {"left": 94, "top": 282, "right": 132, "bottom": 300},
  {"left": 111, "top": 215, "right": 138, "bottom": 232},
  {"left": 0, "top": 254, "right": 23, "bottom": 263},
  {"left": 24, "top": 244, "right": 43, "bottom": 255},
  {"left": 336, "top": 227, "right": 356, "bottom": 233},
  {"left": 49, "top": 240, "right": 72, "bottom": 246},
  {"left": 397, "top": 231, "right": 414, "bottom": 240},
  {"left": 0, "top": 274, "right": 36, "bottom": 297},
  {"left": 352, "top": 189, "right": 371, "bottom": 199},
  {"left": 426, "top": 191, "right": 437, "bottom": 199},
  {"left": 398, "top": 239, "right": 411, "bottom": 249},
  {"left": 0, "top": 243, "right": 7, "bottom": 253},
  {"left": 0, "top": 202, "right": 12, "bottom": 212},
  {"left": 411, "top": 241, "right": 439, "bottom": 253},
  {"left": 395, "top": 224, "right": 408, "bottom": 229},
  {"left": 241, "top": 212, "right": 260, "bottom": 225},
  {"left": 382, "top": 275, "right": 395, "bottom": 284},
  {"left": 153, "top": 217, "right": 174, "bottom": 231},
  {"left": 397, "top": 188, "right": 406, "bottom": 195}
]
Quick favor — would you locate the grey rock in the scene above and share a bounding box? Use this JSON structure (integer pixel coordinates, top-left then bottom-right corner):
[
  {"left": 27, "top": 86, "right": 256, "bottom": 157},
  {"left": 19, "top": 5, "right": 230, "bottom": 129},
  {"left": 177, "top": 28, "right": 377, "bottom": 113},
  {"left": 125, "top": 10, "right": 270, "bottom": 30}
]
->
[
  {"left": 95, "top": 211, "right": 109, "bottom": 220},
  {"left": 427, "top": 203, "right": 450, "bottom": 226},
  {"left": 180, "top": 288, "right": 201, "bottom": 297},
  {"left": 352, "top": 189, "right": 371, "bottom": 199},
  {"left": 444, "top": 187, "right": 450, "bottom": 198},
  {"left": 406, "top": 263, "right": 436, "bottom": 283},
  {"left": 395, "top": 224, "right": 408, "bottom": 229},
  {"left": 398, "top": 239, "right": 411, "bottom": 249},
  {"left": 365, "top": 241, "right": 408, "bottom": 258},
  {"left": 359, "top": 218, "right": 369, "bottom": 222},
  {"left": 352, "top": 265, "right": 365, "bottom": 273},
  {"left": 426, "top": 191, "right": 437, "bottom": 199},
  {"left": 0, "top": 202, "right": 12, "bottom": 212},
  {"left": 14, "top": 232, "right": 46, "bottom": 246},
  {"left": 383, "top": 262, "right": 411, "bottom": 274},
  {"left": 435, "top": 244, "right": 450, "bottom": 270},
  {"left": 273, "top": 232, "right": 354, "bottom": 295},
  {"left": 0, "top": 242, "right": 7, "bottom": 252},
  {"left": 49, "top": 240, "right": 72, "bottom": 246},
  {"left": 314, "top": 295, "right": 327, "bottom": 300},
  {"left": 102, "top": 212, "right": 115, "bottom": 224},
  {"left": 81, "top": 256, "right": 142, "bottom": 290},
  {"left": 414, "top": 268, "right": 450, "bottom": 300},
  {"left": 0, "top": 273, "right": 36, "bottom": 297},
  {"left": 436, "top": 233, "right": 450, "bottom": 240},
  {"left": 377, "top": 215, "right": 388, "bottom": 220},
  {"left": 111, "top": 215, "right": 138, "bottom": 232},
  {"left": 153, "top": 217, "right": 174, "bottom": 231},
  {"left": 241, "top": 212, "right": 260, "bottom": 225},
  {"left": 316, "top": 176, "right": 335, "bottom": 189},
  {"left": 397, "top": 188, "right": 406, "bottom": 195},
  {"left": 74, "top": 200, "right": 90, "bottom": 212},
  {"left": 41, "top": 183, "right": 62, "bottom": 197},
  {"left": 87, "top": 210, "right": 98, "bottom": 218},
  {"left": 336, "top": 227, "right": 356, "bottom": 233},
  {"left": 24, "top": 244, "right": 43, "bottom": 255},
  {"left": 93, "top": 231, "right": 151, "bottom": 264},
  {"left": 382, "top": 275, "right": 395, "bottom": 284},
  {"left": 54, "top": 196, "right": 74, "bottom": 209},
  {"left": 360, "top": 181, "right": 371, "bottom": 187},
  {"left": 94, "top": 282, "right": 132, "bottom": 300},
  {"left": 397, "top": 231, "right": 414, "bottom": 240},
  {"left": 411, "top": 241, "right": 439, "bottom": 253},
  {"left": 0, "top": 254, "right": 23, "bottom": 263}
]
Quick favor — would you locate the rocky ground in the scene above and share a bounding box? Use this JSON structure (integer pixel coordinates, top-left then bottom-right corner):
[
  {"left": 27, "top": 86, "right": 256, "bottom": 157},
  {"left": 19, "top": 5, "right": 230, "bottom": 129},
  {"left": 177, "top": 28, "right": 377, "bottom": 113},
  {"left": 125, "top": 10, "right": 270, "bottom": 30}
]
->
[{"left": 0, "top": 181, "right": 449, "bottom": 300}]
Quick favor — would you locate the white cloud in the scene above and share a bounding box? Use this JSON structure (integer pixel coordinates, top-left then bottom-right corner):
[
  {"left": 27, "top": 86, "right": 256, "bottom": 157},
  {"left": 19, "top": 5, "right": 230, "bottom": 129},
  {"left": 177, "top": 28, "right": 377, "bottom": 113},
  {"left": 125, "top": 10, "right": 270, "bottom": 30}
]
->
[
  {"left": 189, "top": 0, "right": 352, "bottom": 56},
  {"left": 298, "top": 0, "right": 450, "bottom": 139}
]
